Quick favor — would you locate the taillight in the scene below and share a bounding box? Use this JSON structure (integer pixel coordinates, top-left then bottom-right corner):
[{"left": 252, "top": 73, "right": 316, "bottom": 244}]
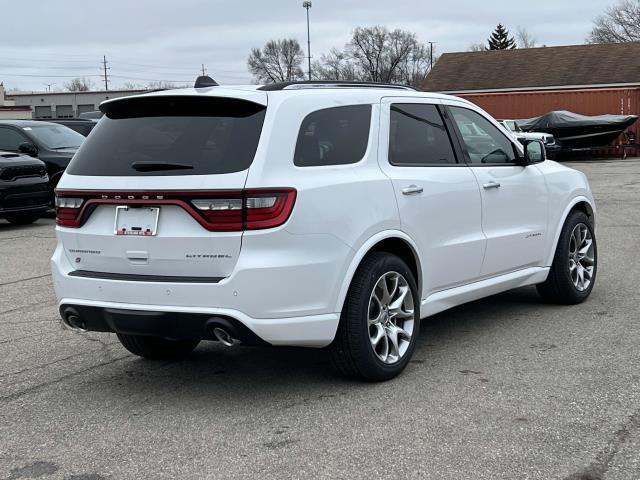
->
[
  {"left": 54, "top": 189, "right": 296, "bottom": 231},
  {"left": 190, "top": 189, "right": 296, "bottom": 231},
  {"left": 244, "top": 189, "right": 296, "bottom": 230},
  {"left": 55, "top": 196, "right": 84, "bottom": 227},
  {"left": 191, "top": 197, "right": 243, "bottom": 231}
]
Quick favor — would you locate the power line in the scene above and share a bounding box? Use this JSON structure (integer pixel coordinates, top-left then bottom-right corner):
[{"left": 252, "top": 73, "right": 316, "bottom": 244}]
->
[{"left": 0, "top": 73, "right": 103, "bottom": 78}]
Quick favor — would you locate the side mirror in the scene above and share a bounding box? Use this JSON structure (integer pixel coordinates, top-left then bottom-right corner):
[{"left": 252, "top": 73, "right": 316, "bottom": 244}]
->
[
  {"left": 522, "top": 139, "right": 546, "bottom": 165},
  {"left": 18, "top": 142, "right": 38, "bottom": 157}
]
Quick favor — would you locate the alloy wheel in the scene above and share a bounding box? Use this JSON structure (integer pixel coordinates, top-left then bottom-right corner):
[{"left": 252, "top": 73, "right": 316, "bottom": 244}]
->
[
  {"left": 569, "top": 223, "right": 595, "bottom": 292},
  {"left": 367, "top": 271, "right": 415, "bottom": 364}
]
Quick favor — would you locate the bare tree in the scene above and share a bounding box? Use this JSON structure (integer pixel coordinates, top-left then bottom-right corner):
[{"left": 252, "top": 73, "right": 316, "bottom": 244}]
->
[
  {"left": 247, "top": 39, "right": 305, "bottom": 83},
  {"left": 396, "top": 43, "right": 433, "bottom": 88},
  {"left": 146, "top": 80, "right": 185, "bottom": 90},
  {"left": 122, "top": 81, "right": 144, "bottom": 90},
  {"left": 64, "top": 77, "right": 94, "bottom": 92},
  {"left": 312, "top": 48, "right": 358, "bottom": 81},
  {"left": 588, "top": 0, "right": 640, "bottom": 43},
  {"left": 516, "top": 26, "right": 537, "bottom": 48},
  {"left": 251, "top": 27, "right": 432, "bottom": 87},
  {"left": 468, "top": 42, "right": 488, "bottom": 52},
  {"left": 338, "top": 26, "right": 431, "bottom": 85}
]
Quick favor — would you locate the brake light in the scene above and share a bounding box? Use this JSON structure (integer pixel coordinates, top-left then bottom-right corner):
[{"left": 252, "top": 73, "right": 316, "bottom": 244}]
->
[
  {"left": 55, "top": 196, "right": 84, "bottom": 227},
  {"left": 54, "top": 189, "right": 296, "bottom": 231},
  {"left": 190, "top": 189, "right": 296, "bottom": 231},
  {"left": 191, "top": 196, "right": 243, "bottom": 231},
  {"left": 244, "top": 190, "right": 296, "bottom": 230}
]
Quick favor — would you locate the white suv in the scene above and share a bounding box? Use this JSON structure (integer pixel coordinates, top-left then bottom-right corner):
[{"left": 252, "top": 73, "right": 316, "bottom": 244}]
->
[{"left": 51, "top": 80, "right": 597, "bottom": 381}]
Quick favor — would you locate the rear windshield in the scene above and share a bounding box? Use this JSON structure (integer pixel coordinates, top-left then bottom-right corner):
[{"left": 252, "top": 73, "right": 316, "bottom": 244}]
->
[{"left": 66, "top": 96, "right": 266, "bottom": 176}]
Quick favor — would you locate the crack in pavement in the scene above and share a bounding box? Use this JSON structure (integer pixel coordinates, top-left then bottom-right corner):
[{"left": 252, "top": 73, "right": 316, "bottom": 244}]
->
[
  {"left": 0, "top": 274, "right": 52, "bottom": 287},
  {"left": 0, "top": 234, "right": 55, "bottom": 241},
  {"left": 0, "top": 318, "right": 55, "bottom": 326},
  {"left": 0, "top": 345, "right": 120, "bottom": 379},
  {"left": 0, "top": 355, "right": 130, "bottom": 405},
  {"left": 564, "top": 407, "right": 640, "bottom": 480},
  {"left": 0, "top": 302, "right": 57, "bottom": 317},
  {"left": 0, "top": 332, "right": 56, "bottom": 345}
]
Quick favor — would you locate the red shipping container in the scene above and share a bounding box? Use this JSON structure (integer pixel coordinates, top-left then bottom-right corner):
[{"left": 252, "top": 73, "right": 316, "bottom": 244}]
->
[{"left": 456, "top": 87, "right": 640, "bottom": 155}]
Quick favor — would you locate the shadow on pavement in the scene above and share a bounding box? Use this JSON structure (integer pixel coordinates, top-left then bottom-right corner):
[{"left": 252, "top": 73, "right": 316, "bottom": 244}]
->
[{"left": 73, "top": 286, "right": 552, "bottom": 401}]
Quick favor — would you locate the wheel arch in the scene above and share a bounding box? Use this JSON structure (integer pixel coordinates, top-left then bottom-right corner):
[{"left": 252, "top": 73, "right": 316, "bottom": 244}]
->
[
  {"left": 335, "top": 231, "right": 422, "bottom": 313},
  {"left": 545, "top": 196, "right": 596, "bottom": 266}
]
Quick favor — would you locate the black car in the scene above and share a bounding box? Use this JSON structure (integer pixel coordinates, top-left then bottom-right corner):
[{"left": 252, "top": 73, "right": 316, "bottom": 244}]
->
[
  {"left": 0, "top": 151, "right": 50, "bottom": 225},
  {"left": 34, "top": 118, "right": 97, "bottom": 137},
  {"left": 0, "top": 120, "right": 85, "bottom": 187}
]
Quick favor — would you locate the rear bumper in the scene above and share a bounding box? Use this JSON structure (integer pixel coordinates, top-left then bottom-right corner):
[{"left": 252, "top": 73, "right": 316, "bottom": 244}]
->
[
  {"left": 58, "top": 300, "right": 339, "bottom": 347},
  {"left": 51, "top": 229, "right": 350, "bottom": 347}
]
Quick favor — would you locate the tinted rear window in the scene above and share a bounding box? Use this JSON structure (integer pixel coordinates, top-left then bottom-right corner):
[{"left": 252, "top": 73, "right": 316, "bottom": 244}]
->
[
  {"left": 66, "top": 96, "right": 266, "bottom": 176},
  {"left": 294, "top": 105, "right": 371, "bottom": 167},
  {"left": 389, "top": 104, "right": 457, "bottom": 166}
]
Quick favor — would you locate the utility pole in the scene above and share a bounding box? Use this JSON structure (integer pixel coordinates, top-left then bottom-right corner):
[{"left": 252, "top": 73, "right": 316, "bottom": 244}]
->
[
  {"left": 428, "top": 42, "right": 437, "bottom": 71},
  {"left": 102, "top": 55, "right": 109, "bottom": 91},
  {"left": 201, "top": 64, "right": 206, "bottom": 76},
  {"left": 303, "top": 1, "right": 312, "bottom": 80}
]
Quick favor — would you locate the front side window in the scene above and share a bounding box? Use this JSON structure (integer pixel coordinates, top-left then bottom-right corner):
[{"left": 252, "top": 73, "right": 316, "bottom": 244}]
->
[
  {"left": 294, "top": 105, "right": 371, "bottom": 167},
  {"left": 389, "top": 104, "right": 457, "bottom": 166},
  {"left": 0, "top": 127, "right": 28, "bottom": 151},
  {"left": 450, "top": 107, "right": 517, "bottom": 165}
]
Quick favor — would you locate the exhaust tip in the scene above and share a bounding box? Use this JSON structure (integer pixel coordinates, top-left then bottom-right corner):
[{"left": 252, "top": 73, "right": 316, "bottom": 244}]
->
[
  {"left": 212, "top": 327, "right": 235, "bottom": 347},
  {"left": 65, "top": 313, "right": 87, "bottom": 331}
]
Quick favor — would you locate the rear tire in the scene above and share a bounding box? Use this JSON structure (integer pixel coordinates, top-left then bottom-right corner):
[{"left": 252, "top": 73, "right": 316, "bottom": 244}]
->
[
  {"left": 5, "top": 214, "right": 39, "bottom": 225},
  {"left": 117, "top": 334, "right": 199, "bottom": 360},
  {"left": 537, "top": 210, "right": 597, "bottom": 304},
  {"left": 328, "top": 252, "right": 420, "bottom": 381}
]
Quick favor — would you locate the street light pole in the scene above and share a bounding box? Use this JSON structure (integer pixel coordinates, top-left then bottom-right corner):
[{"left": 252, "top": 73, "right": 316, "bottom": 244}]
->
[
  {"left": 303, "top": 1, "right": 312, "bottom": 80},
  {"left": 428, "top": 42, "right": 437, "bottom": 71}
]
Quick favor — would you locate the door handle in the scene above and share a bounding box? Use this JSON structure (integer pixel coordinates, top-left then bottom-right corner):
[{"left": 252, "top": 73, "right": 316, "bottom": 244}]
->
[
  {"left": 483, "top": 181, "right": 501, "bottom": 190},
  {"left": 402, "top": 185, "right": 424, "bottom": 195}
]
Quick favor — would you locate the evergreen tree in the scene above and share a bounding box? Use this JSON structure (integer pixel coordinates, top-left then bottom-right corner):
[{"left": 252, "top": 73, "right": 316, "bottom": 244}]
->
[{"left": 488, "top": 24, "right": 516, "bottom": 50}]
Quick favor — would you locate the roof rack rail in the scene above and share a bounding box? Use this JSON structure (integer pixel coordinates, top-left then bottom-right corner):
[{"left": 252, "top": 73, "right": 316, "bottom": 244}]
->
[{"left": 257, "top": 81, "right": 418, "bottom": 91}]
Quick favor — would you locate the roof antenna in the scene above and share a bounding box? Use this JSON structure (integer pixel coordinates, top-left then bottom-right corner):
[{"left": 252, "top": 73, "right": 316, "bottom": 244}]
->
[{"left": 194, "top": 75, "right": 218, "bottom": 88}]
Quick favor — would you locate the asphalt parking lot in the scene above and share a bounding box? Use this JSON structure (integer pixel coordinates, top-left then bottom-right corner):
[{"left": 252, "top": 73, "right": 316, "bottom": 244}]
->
[{"left": 1, "top": 158, "right": 639, "bottom": 480}]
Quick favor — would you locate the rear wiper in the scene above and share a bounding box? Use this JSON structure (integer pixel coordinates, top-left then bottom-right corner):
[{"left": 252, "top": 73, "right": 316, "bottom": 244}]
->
[{"left": 131, "top": 161, "right": 194, "bottom": 172}]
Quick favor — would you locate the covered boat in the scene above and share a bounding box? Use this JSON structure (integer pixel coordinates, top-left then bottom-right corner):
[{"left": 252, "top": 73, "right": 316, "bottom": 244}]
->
[{"left": 518, "top": 110, "right": 638, "bottom": 150}]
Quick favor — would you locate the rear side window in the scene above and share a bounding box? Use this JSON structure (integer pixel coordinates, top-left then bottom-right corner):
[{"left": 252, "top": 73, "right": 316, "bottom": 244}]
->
[
  {"left": 389, "top": 104, "right": 457, "bottom": 166},
  {"left": 66, "top": 96, "right": 266, "bottom": 176},
  {"left": 294, "top": 105, "right": 371, "bottom": 167}
]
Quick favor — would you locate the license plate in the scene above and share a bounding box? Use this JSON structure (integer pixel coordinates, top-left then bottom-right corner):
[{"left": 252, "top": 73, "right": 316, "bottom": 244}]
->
[{"left": 114, "top": 206, "right": 159, "bottom": 236}]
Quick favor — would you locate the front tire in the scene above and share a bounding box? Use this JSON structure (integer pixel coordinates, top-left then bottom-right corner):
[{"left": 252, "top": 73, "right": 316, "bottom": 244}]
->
[
  {"left": 117, "top": 334, "right": 199, "bottom": 360},
  {"left": 537, "top": 210, "right": 597, "bottom": 304},
  {"left": 329, "top": 252, "right": 420, "bottom": 381}
]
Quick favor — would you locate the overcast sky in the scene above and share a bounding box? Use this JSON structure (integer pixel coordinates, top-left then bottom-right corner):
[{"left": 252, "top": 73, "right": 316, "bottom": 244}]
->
[{"left": 0, "top": 0, "right": 611, "bottom": 91}]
